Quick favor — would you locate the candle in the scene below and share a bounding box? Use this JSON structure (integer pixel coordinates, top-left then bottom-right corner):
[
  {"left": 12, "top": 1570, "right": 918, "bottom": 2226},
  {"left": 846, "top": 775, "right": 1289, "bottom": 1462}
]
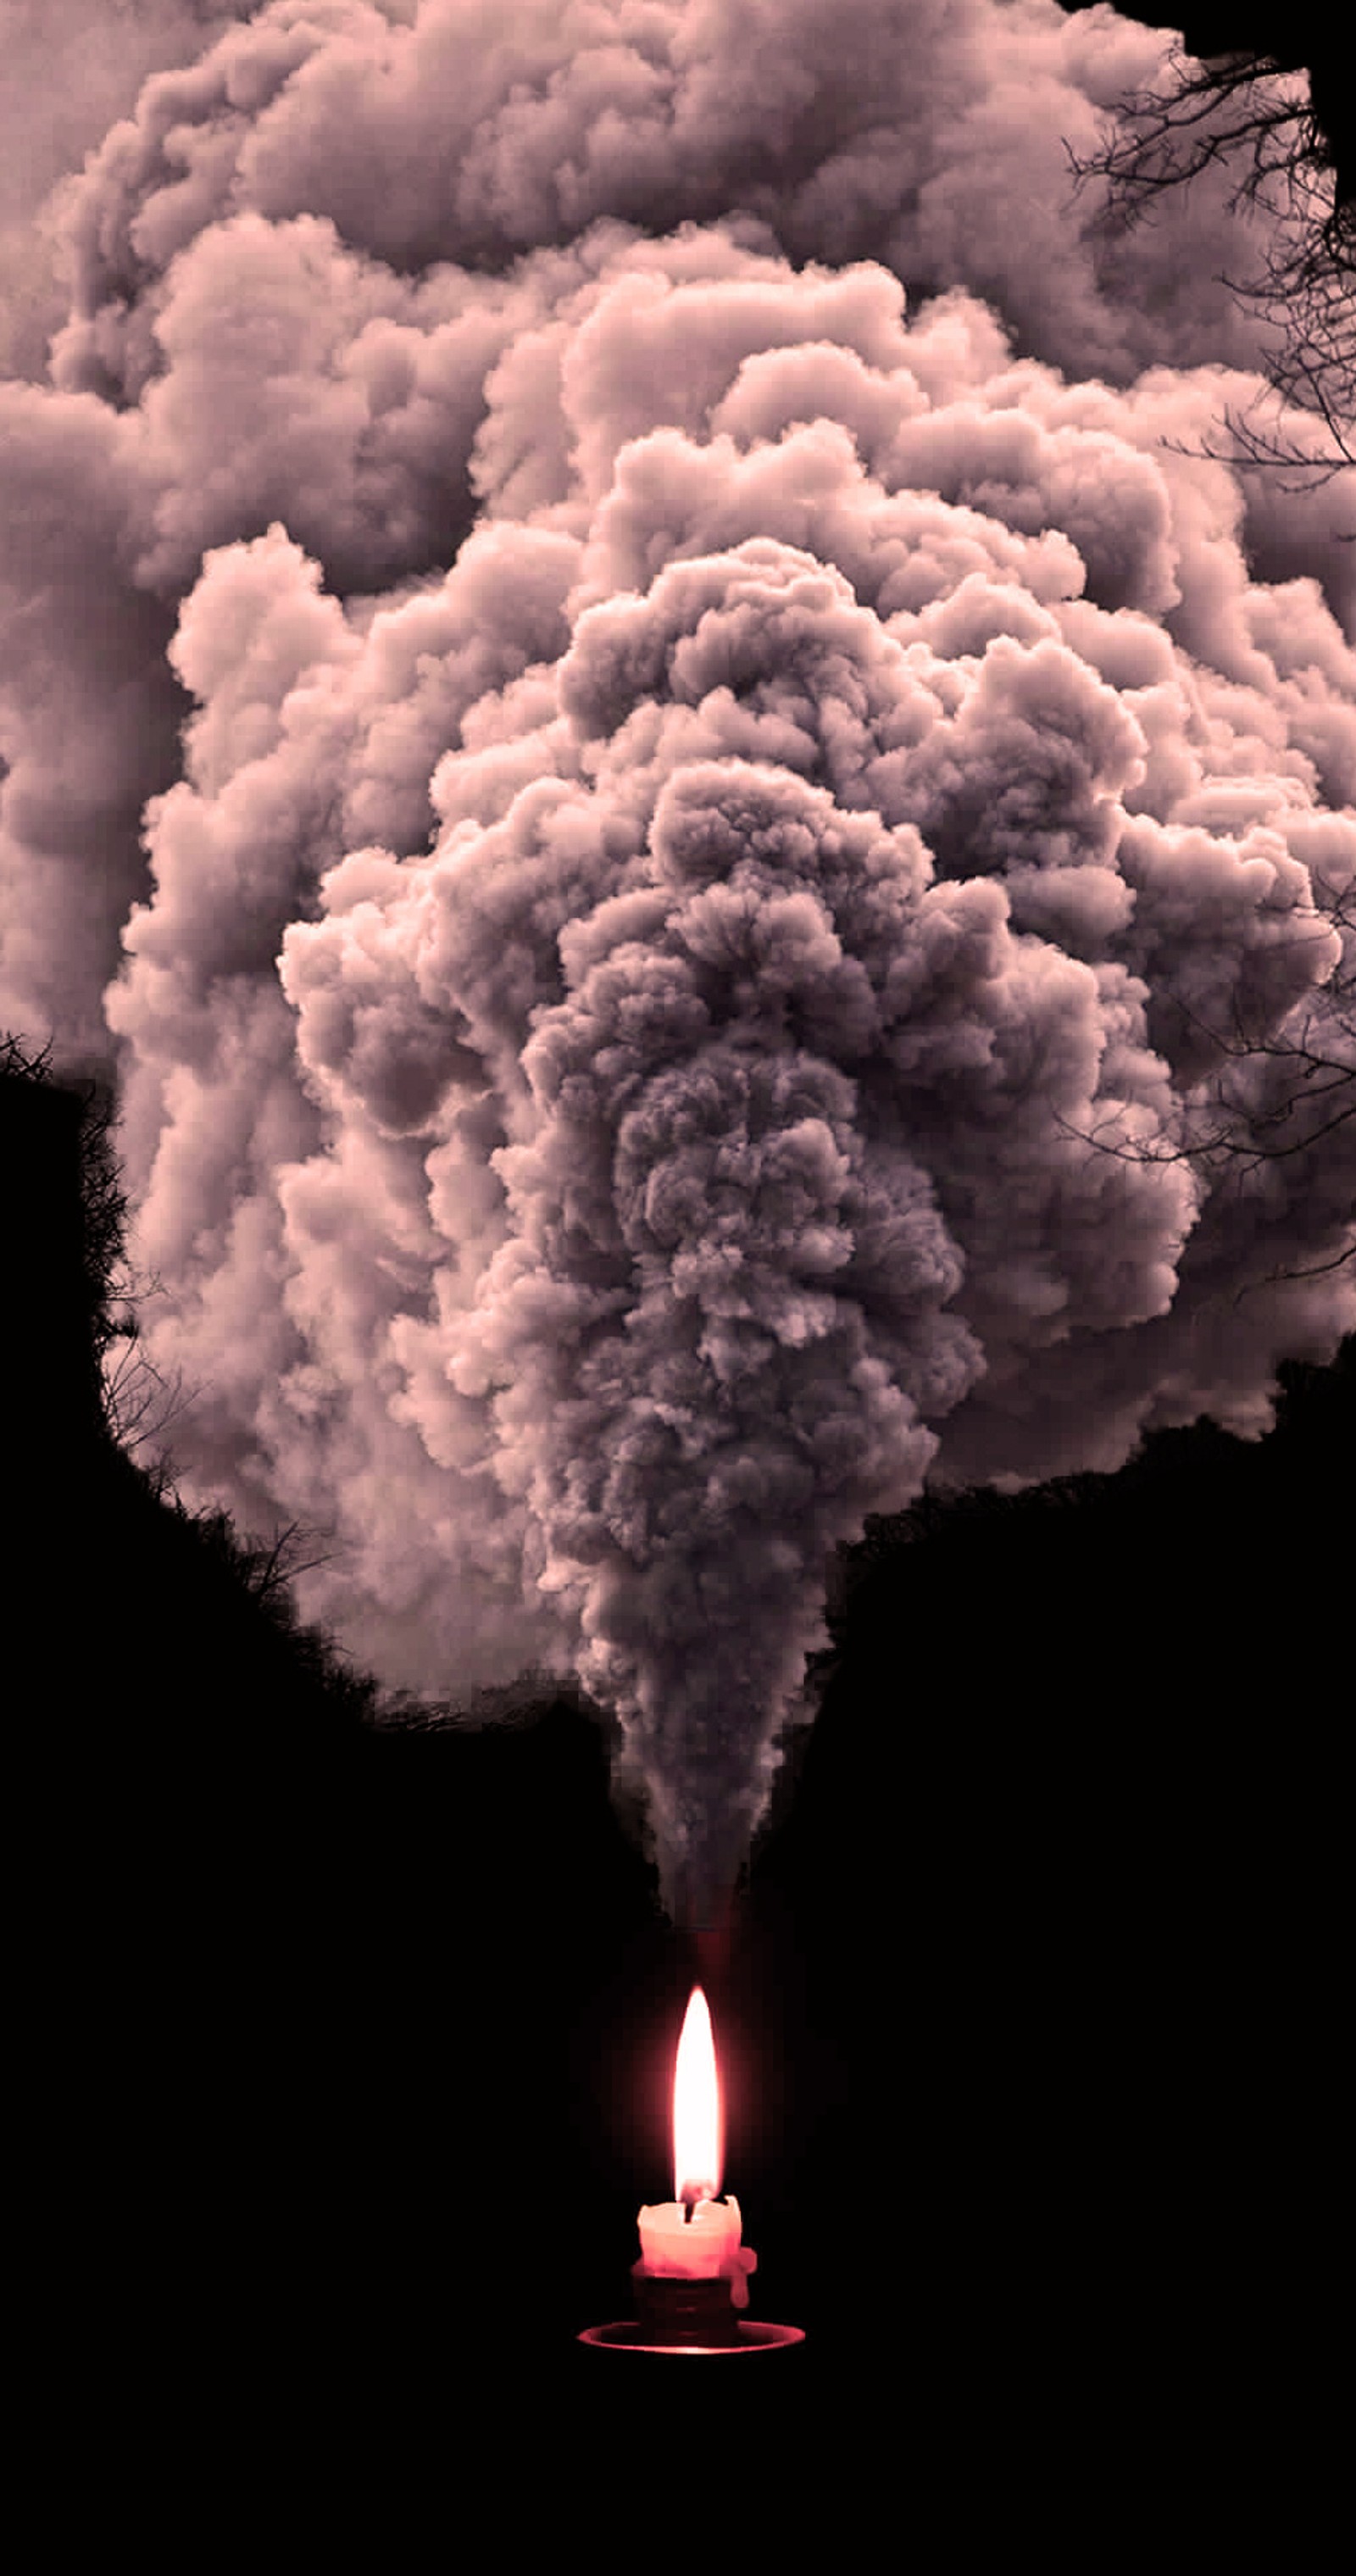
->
[
  {"left": 636, "top": 2195, "right": 753, "bottom": 2298},
  {"left": 636, "top": 1987, "right": 758, "bottom": 2310},
  {"left": 579, "top": 1979, "right": 804, "bottom": 2352}
]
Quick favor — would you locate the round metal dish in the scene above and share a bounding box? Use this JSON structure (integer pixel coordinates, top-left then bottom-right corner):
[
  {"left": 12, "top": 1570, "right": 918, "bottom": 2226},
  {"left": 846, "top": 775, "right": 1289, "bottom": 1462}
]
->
[{"left": 578, "top": 2318, "right": 805, "bottom": 2354}]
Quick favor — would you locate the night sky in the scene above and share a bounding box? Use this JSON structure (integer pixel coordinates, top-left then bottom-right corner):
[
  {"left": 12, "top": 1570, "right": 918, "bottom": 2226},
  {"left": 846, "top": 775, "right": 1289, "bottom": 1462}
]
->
[{"left": 4, "top": 0, "right": 1352, "bottom": 2457}]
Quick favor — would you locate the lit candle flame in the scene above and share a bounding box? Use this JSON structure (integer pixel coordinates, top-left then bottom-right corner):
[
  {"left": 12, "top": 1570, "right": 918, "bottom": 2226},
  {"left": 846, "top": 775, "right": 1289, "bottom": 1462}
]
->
[{"left": 673, "top": 1984, "right": 722, "bottom": 2206}]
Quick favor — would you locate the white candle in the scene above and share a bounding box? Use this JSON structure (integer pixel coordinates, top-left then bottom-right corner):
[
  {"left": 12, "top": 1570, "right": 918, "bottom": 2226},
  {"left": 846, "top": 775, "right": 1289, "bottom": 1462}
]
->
[
  {"left": 636, "top": 1989, "right": 759, "bottom": 2307},
  {"left": 638, "top": 2194, "right": 742, "bottom": 2276}
]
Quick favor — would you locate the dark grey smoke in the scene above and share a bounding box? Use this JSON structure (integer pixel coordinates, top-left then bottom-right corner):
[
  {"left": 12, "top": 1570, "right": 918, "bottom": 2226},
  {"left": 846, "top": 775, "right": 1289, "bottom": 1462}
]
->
[{"left": 1, "top": 1, "right": 1353, "bottom": 1922}]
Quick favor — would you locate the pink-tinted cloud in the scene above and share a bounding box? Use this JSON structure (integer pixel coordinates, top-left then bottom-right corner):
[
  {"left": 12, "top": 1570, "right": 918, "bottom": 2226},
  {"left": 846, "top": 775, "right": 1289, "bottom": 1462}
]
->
[{"left": 1, "top": 0, "right": 1353, "bottom": 1921}]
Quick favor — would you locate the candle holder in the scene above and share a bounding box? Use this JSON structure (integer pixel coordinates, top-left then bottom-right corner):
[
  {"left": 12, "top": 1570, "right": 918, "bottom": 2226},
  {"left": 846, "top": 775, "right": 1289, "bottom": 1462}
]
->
[{"left": 578, "top": 2262, "right": 806, "bottom": 2356}]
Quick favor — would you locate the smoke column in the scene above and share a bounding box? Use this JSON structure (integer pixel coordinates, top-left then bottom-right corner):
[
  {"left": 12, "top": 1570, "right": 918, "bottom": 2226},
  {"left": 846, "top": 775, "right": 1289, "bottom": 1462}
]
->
[{"left": 2, "top": 0, "right": 1353, "bottom": 1924}]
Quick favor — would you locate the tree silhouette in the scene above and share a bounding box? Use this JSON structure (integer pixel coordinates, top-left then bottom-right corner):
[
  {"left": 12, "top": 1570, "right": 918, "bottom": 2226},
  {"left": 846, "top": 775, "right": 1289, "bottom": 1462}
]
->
[
  {"left": 1050, "top": 8, "right": 1355, "bottom": 1298},
  {"left": 1060, "top": 7, "right": 1354, "bottom": 504},
  {"left": 1056, "top": 871, "right": 1355, "bottom": 1302}
]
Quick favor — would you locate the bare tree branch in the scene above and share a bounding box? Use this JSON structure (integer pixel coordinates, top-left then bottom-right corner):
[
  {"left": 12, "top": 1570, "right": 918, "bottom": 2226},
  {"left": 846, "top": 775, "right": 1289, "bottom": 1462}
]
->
[
  {"left": 1065, "top": 43, "right": 1355, "bottom": 512},
  {"left": 1055, "top": 877, "right": 1356, "bottom": 1299}
]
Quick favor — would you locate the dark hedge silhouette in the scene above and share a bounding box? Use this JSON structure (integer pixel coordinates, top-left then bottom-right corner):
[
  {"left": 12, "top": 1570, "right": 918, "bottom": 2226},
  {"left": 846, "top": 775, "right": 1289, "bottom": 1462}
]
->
[{"left": 3, "top": 1027, "right": 409, "bottom": 1742}]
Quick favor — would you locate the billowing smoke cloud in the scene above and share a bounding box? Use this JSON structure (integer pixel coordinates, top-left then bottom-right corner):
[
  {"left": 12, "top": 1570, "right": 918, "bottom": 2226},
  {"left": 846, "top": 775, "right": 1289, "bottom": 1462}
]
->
[
  {"left": 3, "top": 0, "right": 1353, "bottom": 1922},
  {"left": 0, "top": 3, "right": 258, "bottom": 381}
]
